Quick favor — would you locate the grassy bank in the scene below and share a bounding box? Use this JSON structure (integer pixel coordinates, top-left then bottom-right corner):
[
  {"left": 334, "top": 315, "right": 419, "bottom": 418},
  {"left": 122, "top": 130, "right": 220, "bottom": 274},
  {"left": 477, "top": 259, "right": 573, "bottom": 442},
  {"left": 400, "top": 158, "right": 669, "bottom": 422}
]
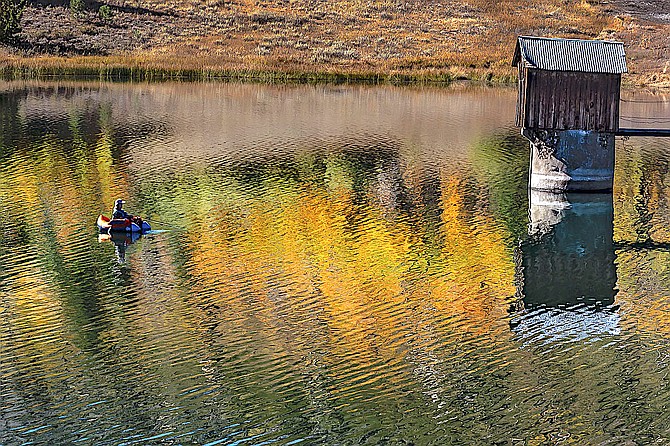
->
[
  {"left": 1, "top": 0, "right": 669, "bottom": 86},
  {"left": 0, "top": 54, "right": 519, "bottom": 84}
]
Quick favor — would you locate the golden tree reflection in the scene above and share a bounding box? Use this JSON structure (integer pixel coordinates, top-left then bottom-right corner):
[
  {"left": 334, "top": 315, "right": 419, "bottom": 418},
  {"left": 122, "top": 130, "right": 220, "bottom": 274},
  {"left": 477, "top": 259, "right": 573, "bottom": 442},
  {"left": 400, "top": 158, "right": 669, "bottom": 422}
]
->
[{"left": 175, "top": 153, "right": 517, "bottom": 371}]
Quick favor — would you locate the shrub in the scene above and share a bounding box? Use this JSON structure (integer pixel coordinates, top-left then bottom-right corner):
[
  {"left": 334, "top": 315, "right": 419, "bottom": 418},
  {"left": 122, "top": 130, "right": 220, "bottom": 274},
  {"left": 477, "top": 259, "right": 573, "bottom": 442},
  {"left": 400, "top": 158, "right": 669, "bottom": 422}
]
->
[
  {"left": 70, "top": 0, "right": 86, "bottom": 14},
  {"left": 98, "top": 4, "right": 113, "bottom": 20},
  {"left": 0, "top": 0, "right": 26, "bottom": 44}
]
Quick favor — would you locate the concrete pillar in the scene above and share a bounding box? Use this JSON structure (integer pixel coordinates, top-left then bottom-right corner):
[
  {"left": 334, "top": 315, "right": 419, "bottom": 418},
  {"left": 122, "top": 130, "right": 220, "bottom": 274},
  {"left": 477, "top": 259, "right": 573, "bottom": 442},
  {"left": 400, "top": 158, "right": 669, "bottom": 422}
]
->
[{"left": 523, "top": 129, "right": 615, "bottom": 192}]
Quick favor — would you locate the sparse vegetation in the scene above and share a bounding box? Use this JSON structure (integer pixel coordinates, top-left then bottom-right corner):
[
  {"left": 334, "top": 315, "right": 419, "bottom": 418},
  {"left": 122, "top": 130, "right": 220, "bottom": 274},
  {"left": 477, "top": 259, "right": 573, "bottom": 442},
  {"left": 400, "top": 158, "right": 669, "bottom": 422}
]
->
[
  {"left": 0, "top": 0, "right": 669, "bottom": 85},
  {"left": 98, "top": 5, "right": 113, "bottom": 20},
  {"left": 69, "top": 0, "right": 86, "bottom": 14},
  {"left": 0, "top": 0, "right": 26, "bottom": 44}
]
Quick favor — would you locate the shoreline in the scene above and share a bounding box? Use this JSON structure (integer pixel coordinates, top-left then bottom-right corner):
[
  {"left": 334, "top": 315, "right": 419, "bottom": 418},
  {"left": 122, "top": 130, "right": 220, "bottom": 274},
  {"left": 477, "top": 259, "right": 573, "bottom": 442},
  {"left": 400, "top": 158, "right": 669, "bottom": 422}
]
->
[
  {"left": 4, "top": 0, "right": 669, "bottom": 88},
  {"left": 0, "top": 54, "right": 667, "bottom": 88},
  {"left": 2, "top": 0, "right": 670, "bottom": 88},
  {"left": 0, "top": 55, "right": 517, "bottom": 85}
]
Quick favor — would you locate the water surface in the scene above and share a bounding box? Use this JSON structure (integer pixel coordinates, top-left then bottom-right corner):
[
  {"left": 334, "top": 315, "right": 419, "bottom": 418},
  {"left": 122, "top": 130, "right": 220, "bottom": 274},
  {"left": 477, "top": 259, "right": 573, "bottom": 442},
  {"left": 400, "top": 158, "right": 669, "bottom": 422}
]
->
[{"left": 2, "top": 81, "right": 670, "bottom": 445}]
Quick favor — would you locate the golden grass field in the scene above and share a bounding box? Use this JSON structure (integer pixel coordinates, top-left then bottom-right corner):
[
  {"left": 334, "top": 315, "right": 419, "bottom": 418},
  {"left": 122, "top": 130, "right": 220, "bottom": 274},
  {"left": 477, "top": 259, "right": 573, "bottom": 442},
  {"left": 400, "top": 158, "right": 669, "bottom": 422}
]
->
[{"left": 1, "top": 0, "right": 669, "bottom": 85}]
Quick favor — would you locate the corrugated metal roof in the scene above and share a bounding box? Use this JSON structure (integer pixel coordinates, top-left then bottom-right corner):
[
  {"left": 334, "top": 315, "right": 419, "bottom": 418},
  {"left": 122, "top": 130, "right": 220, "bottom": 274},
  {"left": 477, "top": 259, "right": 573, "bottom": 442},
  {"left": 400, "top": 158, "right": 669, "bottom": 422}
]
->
[{"left": 512, "top": 36, "right": 627, "bottom": 73}]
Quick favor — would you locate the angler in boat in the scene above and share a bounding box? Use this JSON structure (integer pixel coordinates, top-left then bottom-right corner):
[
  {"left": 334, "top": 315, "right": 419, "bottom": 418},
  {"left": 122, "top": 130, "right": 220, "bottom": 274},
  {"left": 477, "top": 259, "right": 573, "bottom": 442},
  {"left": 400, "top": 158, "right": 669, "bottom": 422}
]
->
[
  {"left": 112, "top": 198, "right": 131, "bottom": 220},
  {"left": 97, "top": 199, "right": 151, "bottom": 233}
]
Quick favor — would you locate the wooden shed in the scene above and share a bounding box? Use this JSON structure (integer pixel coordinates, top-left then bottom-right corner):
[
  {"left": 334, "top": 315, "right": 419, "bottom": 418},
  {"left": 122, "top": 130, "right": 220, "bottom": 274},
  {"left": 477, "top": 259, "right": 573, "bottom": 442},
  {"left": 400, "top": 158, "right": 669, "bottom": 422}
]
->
[{"left": 513, "top": 36, "right": 627, "bottom": 132}]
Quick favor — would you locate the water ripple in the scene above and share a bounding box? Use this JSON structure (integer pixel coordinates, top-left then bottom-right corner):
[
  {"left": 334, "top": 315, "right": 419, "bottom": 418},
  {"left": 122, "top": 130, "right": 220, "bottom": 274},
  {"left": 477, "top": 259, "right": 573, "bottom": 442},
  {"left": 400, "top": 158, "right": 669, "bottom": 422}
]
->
[{"left": 3, "top": 81, "right": 670, "bottom": 444}]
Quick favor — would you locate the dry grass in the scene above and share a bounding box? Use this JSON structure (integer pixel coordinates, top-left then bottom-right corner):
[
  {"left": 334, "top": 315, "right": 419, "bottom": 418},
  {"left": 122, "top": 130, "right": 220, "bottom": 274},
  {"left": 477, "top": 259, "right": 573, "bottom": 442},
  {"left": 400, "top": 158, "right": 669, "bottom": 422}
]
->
[{"left": 0, "top": 0, "right": 665, "bottom": 84}]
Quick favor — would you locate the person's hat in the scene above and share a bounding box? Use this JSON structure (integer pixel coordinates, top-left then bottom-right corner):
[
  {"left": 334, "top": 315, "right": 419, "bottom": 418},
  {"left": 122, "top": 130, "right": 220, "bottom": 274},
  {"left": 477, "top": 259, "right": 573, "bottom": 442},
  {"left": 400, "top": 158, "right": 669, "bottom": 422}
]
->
[{"left": 115, "top": 199, "right": 125, "bottom": 205}]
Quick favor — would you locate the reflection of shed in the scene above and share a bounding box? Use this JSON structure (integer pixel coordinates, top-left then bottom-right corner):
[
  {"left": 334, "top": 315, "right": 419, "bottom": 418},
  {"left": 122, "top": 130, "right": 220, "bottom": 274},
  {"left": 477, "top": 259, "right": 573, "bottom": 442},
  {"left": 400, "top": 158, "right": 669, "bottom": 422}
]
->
[
  {"left": 513, "top": 36, "right": 627, "bottom": 132},
  {"left": 518, "top": 192, "right": 617, "bottom": 308}
]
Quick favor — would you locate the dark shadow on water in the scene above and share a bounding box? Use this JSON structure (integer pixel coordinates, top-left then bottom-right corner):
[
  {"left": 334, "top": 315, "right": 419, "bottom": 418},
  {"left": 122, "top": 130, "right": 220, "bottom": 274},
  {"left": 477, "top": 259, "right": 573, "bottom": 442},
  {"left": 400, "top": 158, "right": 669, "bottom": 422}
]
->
[{"left": 510, "top": 191, "right": 619, "bottom": 343}]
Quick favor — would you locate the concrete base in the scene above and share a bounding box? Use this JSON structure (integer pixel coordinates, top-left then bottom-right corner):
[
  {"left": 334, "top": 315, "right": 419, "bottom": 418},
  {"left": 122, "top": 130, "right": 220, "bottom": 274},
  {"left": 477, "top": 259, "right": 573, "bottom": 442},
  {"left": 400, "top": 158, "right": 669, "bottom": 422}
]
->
[{"left": 523, "top": 129, "right": 614, "bottom": 192}]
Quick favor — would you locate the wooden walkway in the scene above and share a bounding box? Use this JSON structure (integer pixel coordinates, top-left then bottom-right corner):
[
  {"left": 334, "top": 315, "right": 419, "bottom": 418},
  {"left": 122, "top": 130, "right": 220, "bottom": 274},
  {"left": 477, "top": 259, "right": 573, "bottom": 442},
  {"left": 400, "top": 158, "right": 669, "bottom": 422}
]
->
[{"left": 616, "top": 128, "right": 670, "bottom": 137}]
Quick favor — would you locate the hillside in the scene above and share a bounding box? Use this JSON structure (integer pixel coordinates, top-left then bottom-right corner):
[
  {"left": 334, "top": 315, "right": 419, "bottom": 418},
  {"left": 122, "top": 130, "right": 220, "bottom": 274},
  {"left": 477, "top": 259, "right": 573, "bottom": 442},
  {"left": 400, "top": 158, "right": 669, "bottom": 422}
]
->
[{"left": 1, "top": 0, "right": 669, "bottom": 85}]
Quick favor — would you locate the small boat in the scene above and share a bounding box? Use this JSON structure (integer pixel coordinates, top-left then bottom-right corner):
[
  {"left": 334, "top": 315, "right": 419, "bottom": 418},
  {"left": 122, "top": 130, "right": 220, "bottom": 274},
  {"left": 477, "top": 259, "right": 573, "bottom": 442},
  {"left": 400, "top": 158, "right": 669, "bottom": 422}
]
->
[
  {"left": 97, "top": 214, "right": 151, "bottom": 233},
  {"left": 98, "top": 231, "right": 142, "bottom": 245}
]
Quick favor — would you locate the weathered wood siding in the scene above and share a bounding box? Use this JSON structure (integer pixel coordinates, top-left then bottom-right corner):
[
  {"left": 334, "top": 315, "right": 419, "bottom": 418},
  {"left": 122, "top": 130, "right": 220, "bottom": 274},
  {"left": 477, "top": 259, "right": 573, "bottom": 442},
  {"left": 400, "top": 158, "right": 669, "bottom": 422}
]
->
[
  {"left": 518, "top": 69, "right": 621, "bottom": 132},
  {"left": 516, "top": 65, "right": 527, "bottom": 128}
]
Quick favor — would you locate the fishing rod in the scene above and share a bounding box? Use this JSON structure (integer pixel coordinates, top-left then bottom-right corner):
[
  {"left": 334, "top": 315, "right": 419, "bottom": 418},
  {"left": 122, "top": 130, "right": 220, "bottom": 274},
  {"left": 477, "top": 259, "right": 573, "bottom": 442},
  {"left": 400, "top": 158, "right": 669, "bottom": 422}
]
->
[{"left": 146, "top": 216, "right": 183, "bottom": 231}]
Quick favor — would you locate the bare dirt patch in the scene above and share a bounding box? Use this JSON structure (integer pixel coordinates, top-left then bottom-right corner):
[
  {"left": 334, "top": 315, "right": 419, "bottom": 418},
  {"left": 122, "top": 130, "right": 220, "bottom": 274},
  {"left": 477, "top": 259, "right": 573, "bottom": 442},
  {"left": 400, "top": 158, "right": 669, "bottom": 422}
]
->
[{"left": 599, "top": 0, "right": 670, "bottom": 86}]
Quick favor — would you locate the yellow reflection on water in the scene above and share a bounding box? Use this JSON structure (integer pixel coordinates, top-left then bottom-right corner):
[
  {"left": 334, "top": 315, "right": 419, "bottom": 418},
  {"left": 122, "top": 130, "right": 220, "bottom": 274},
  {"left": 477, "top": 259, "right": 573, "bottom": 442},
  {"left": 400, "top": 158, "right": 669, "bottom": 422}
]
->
[
  {"left": 8, "top": 81, "right": 670, "bottom": 444},
  {"left": 177, "top": 162, "right": 517, "bottom": 373},
  {"left": 613, "top": 137, "right": 670, "bottom": 337}
]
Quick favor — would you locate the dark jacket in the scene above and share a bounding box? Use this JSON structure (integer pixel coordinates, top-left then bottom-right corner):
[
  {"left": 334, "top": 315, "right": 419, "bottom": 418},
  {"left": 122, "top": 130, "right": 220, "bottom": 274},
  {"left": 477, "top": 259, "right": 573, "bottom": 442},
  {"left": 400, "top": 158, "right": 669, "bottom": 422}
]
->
[{"left": 112, "top": 208, "right": 131, "bottom": 220}]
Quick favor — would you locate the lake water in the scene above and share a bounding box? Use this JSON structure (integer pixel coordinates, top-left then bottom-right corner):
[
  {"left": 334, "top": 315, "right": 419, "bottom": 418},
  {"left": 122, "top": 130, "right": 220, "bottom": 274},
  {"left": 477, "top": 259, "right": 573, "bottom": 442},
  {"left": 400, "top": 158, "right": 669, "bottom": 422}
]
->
[{"left": 1, "top": 81, "right": 670, "bottom": 445}]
